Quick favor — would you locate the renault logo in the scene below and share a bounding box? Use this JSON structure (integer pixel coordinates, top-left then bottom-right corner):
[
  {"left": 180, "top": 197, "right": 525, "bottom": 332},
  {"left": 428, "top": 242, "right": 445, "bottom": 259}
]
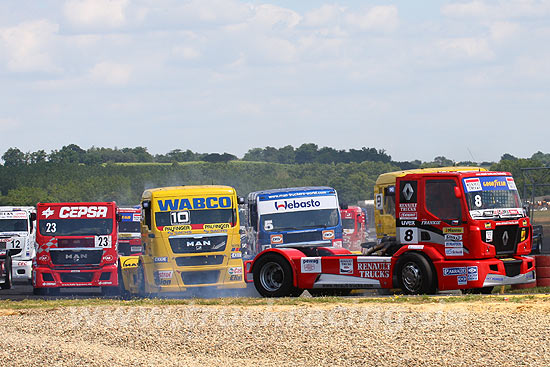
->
[
  {"left": 502, "top": 231, "right": 509, "bottom": 247},
  {"left": 403, "top": 183, "right": 414, "bottom": 201}
]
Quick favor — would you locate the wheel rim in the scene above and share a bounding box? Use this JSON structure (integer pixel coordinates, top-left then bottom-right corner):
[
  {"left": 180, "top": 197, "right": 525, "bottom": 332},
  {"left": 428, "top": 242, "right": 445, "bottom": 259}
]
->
[
  {"left": 401, "top": 262, "right": 423, "bottom": 292},
  {"left": 259, "top": 261, "right": 285, "bottom": 292}
]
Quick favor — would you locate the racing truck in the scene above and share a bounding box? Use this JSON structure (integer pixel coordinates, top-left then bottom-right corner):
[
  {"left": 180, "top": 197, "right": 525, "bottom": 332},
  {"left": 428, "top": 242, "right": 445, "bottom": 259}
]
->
[
  {"left": 340, "top": 205, "right": 367, "bottom": 251},
  {"left": 243, "top": 187, "right": 343, "bottom": 257},
  {"left": 33, "top": 202, "right": 120, "bottom": 295},
  {"left": 118, "top": 207, "right": 142, "bottom": 256},
  {"left": 0, "top": 207, "right": 37, "bottom": 289},
  {"left": 245, "top": 167, "right": 535, "bottom": 296},
  {"left": 119, "top": 185, "right": 245, "bottom": 296}
]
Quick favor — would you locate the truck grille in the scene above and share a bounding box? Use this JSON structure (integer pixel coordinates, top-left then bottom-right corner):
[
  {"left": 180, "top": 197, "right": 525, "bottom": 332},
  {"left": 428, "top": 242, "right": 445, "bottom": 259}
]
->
[
  {"left": 169, "top": 235, "right": 227, "bottom": 253},
  {"left": 59, "top": 272, "right": 94, "bottom": 283},
  {"left": 50, "top": 249, "right": 103, "bottom": 266},
  {"left": 484, "top": 225, "right": 519, "bottom": 255},
  {"left": 503, "top": 259, "right": 522, "bottom": 277},
  {"left": 57, "top": 238, "right": 95, "bottom": 248},
  {"left": 283, "top": 231, "right": 322, "bottom": 244},
  {"left": 175, "top": 255, "right": 224, "bottom": 267},
  {"left": 181, "top": 270, "right": 220, "bottom": 285}
]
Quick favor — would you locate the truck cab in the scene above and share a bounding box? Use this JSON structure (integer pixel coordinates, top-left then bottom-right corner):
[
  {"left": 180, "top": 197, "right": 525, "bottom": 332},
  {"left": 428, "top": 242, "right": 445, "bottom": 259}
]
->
[
  {"left": 0, "top": 206, "right": 37, "bottom": 286},
  {"left": 245, "top": 187, "right": 343, "bottom": 256},
  {"left": 340, "top": 205, "right": 366, "bottom": 251},
  {"left": 117, "top": 207, "right": 142, "bottom": 256}
]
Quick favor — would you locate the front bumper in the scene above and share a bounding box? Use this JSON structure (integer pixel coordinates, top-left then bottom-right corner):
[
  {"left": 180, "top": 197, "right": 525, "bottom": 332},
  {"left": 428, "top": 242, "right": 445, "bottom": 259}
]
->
[
  {"left": 33, "top": 264, "right": 119, "bottom": 288},
  {"left": 11, "top": 259, "right": 32, "bottom": 282}
]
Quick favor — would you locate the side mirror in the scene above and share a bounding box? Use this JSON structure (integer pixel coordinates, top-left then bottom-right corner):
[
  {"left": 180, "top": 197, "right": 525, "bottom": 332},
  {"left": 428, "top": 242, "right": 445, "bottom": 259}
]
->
[
  {"left": 116, "top": 213, "right": 122, "bottom": 222},
  {"left": 454, "top": 186, "right": 462, "bottom": 199},
  {"left": 340, "top": 203, "right": 349, "bottom": 210},
  {"left": 237, "top": 196, "right": 245, "bottom": 205},
  {"left": 30, "top": 212, "right": 37, "bottom": 221},
  {"left": 142, "top": 200, "right": 151, "bottom": 209}
]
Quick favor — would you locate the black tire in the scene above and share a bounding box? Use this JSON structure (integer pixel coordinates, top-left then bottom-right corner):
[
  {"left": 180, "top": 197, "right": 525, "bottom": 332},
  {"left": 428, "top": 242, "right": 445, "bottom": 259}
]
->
[
  {"left": 309, "top": 289, "right": 352, "bottom": 297},
  {"left": 1, "top": 256, "right": 12, "bottom": 290},
  {"left": 397, "top": 253, "right": 436, "bottom": 295},
  {"left": 136, "top": 261, "right": 151, "bottom": 298},
  {"left": 101, "top": 286, "right": 120, "bottom": 296},
  {"left": 253, "top": 253, "right": 300, "bottom": 297},
  {"left": 464, "top": 286, "right": 494, "bottom": 295}
]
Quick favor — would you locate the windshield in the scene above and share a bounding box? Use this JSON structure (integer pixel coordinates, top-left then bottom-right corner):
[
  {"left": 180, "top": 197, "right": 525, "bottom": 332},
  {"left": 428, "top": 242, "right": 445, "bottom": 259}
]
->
[
  {"left": 463, "top": 176, "right": 523, "bottom": 219},
  {"left": 0, "top": 219, "right": 28, "bottom": 232},
  {"left": 39, "top": 219, "right": 113, "bottom": 236},
  {"left": 260, "top": 208, "right": 340, "bottom": 232},
  {"left": 119, "top": 221, "right": 140, "bottom": 233},
  {"left": 342, "top": 218, "right": 355, "bottom": 231},
  {"left": 155, "top": 209, "right": 236, "bottom": 227}
]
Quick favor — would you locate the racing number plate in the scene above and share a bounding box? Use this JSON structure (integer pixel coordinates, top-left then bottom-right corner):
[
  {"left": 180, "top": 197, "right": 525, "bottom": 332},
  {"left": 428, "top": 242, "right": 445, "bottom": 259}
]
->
[{"left": 95, "top": 235, "right": 112, "bottom": 248}]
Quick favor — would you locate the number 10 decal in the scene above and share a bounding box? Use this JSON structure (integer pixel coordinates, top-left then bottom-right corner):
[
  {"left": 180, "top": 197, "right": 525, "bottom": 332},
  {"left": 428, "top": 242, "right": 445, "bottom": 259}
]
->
[
  {"left": 170, "top": 211, "right": 190, "bottom": 225},
  {"left": 95, "top": 235, "right": 112, "bottom": 248},
  {"left": 399, "top": 227, "right": 418, "bottom": 244}
]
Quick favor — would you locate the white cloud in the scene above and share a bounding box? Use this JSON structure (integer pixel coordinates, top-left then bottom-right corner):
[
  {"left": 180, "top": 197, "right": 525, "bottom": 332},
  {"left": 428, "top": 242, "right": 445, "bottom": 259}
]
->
[
  {"left": 442, "top": 0, "right": 550, "bottom": 19},
  {"left": 489, "top": 21, "right": 521, "bottom": 42},
  {"left": 172, "top": 46, "right": 201, "bottom": 60},
  {"left": 89, "top": 62, "right": 132, "bottom": 85},
  {"left": 64, "top": 0, "right": 129, "bottom": 28},
  {"left": 0, "top": 20, "right": 60, "bottom": 73},
  {"left": 437, "top": 37, "right": 494, "bottom": 60},
  {"left": 345, "top": 5, "right": 399, "bottom": 32},
  {"left": 249, "top": 4, "right": 301, "bottom": 30},
  {"left": 303, "top": 4, "right": 344, "bottom": 27}
]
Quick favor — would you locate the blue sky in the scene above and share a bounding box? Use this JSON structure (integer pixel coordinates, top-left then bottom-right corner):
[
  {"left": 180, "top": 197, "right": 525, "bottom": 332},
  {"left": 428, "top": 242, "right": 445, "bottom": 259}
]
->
[{"left": 0, "top": 0, "right": 549, "bottom": 162}]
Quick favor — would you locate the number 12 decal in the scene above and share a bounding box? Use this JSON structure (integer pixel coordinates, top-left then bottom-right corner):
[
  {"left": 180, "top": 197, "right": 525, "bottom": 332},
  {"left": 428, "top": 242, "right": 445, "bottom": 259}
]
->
[{"left": 95, "top": 235, "right": 112, "bottom": 248}]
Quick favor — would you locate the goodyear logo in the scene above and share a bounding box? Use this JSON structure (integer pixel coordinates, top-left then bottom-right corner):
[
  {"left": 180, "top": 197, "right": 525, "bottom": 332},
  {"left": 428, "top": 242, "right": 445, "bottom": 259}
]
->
[
  {"left": 482, "top": 179, "right": 507, "bottom": 188},
  {"left": 158, "top": 197, "right": 232, "bottom": 211}
]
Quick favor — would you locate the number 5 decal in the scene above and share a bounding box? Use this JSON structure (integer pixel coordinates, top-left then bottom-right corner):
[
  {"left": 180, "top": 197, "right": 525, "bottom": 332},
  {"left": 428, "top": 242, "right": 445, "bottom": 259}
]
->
[
  {"left": 399, "top": 227, "right": 418, "bottom": 244},
  {"left": 95, "top": 235, "right": 112, "bottom": 248}
]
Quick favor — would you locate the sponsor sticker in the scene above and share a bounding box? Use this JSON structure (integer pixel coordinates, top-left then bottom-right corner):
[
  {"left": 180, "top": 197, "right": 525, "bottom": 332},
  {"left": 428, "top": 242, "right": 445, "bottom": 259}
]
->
[
  {"left": 443, "top": 267, "right": 467, "bottom": 276},
  {"left": 467, "top": 266, "right": 478, "bottom": 281},
  {"left": 486, "top": 274, "right": 504, "bottom": 282},
  {"left": 229, "top": 275, "right": 242, "bottom": 281},
  {"left": 522, "top": 220, "right": 528, "bottom": 227},
  {"left": 228, "top": 266, "right": 243, "bottom": 275},
  {"left": 421, "top": 220, "right": 440, "bottom": 226},
  {"left": 444, "top": 234, "right": 462, "bottom": 241},
  {"left": 399, "top": 203, "right": 417, "bottom": 211},
  {"left": 407, "top": 245, "right": 424, "bottom": 250},
  {"left": 131, "top": 246, "right": 142, "bottom": 252},
  {"left": 231, "top": 252, "right": 242, "bottom": 259},
  {"left": 322, "top": 230, "right": 335, "bottom": 240},
  {"left": 445, "top": 241, "right": 463, "bottom": 248},
  {"left": 301, "top": 257, "right": 321, "bottom": 273},
  {"left": 506, "top": 177, "right": 517, "bottom": 190},
  {"left": 485, "top": 222, "right": 492, "bottom": 229},
  {"left": 154, "top": 257, "right": 168, "bottom": 263},
  {"left": 270, "top": 234, "right": 283, "bottom": 244},
  {"left": 399, "top": 213, "right": 417, "bottom": 220},
  {"left": 486, "top": 230, "right": 493, "bottom": 242},
  {"left": 157, "top": 270, "right": 173, "bottom": 279},
  {"left": 464, "top": 178, "right": 482, "bottom": 192},
  {"left": 400, "top": 220, "right": 415, "bottom": 226},
  {"left": 445, "top": 248, "right": 463, "bottom": 256},
  {"left": 339, "top": 258, "right": 353, "bottom": 275},
  {"left": 103, "top": 254, "right": 114, "bottom": 262},
  {"left": 443, "top": 227, "right": 464, "bottom": 234},
  {"left": 457, "top": 275, "right": 468, "bottom": 285}
]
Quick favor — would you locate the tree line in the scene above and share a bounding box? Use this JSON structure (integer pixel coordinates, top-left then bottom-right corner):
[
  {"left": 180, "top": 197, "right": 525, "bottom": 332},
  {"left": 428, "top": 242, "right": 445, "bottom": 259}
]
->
[{"left": 0, "top": 144, "right": 548, "bottom": 207}]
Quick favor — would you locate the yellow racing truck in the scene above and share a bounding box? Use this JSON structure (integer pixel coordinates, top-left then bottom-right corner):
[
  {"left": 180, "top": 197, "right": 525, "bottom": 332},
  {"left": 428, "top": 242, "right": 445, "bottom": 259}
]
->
[{"left": 120, "top": 185, "right": 245, "bottom": 295}]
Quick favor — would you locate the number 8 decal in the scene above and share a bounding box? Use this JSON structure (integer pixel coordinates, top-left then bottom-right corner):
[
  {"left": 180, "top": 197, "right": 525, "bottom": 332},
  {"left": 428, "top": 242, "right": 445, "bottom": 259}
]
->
[{"left": 399, "top": 227, "right": 418, "bottom": 244}]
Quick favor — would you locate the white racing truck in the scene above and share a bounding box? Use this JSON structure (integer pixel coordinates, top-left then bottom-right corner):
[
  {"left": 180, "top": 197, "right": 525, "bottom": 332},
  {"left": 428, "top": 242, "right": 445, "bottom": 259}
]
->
[{"left": 0, "top": 207, "right": 37, "bottom": 288}]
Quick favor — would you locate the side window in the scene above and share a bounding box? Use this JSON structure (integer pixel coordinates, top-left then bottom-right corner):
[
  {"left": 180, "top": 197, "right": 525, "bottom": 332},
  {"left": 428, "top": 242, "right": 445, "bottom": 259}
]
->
[
  {"left": 248, "top": 202, "right": 258, "bottom": 231},
  {"left": 143, "top": 206, "right": 152, "bottom": 230},
  {"left": 425, "top": 179, "right": 462, "bottom": 220},
  {"left": 383, "top": 186, "right": 395, "bottom": 216}
]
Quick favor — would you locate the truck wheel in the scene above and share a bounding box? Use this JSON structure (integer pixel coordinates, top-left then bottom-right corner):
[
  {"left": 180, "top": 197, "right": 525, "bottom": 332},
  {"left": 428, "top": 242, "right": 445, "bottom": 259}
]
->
[
  {"left": 136, "top": 262, "right": 151, "bottom": 297},
  {"left": 1, "top": 257, "right": 12, "bottom": 290},
  {"left": 253, "top": 254, "right": 300, "bottom": 297},
  {"left": 397, "top": 253, "right": 436, "bottom": 295}
]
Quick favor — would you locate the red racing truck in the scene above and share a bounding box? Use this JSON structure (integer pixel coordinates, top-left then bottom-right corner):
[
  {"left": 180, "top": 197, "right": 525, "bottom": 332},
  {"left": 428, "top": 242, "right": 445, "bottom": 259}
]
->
[
  {"left": 117, "top": 207, "right": 142, "bottom": 256},
  {"left": 33, "top": 202, "right": 119, "bottom": 295},
  {"left": 245, "top": 168, "right": 536, "bottom": 296},
  {"left": 340, "top": 206, "right": 367, "bottom": 251}
]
